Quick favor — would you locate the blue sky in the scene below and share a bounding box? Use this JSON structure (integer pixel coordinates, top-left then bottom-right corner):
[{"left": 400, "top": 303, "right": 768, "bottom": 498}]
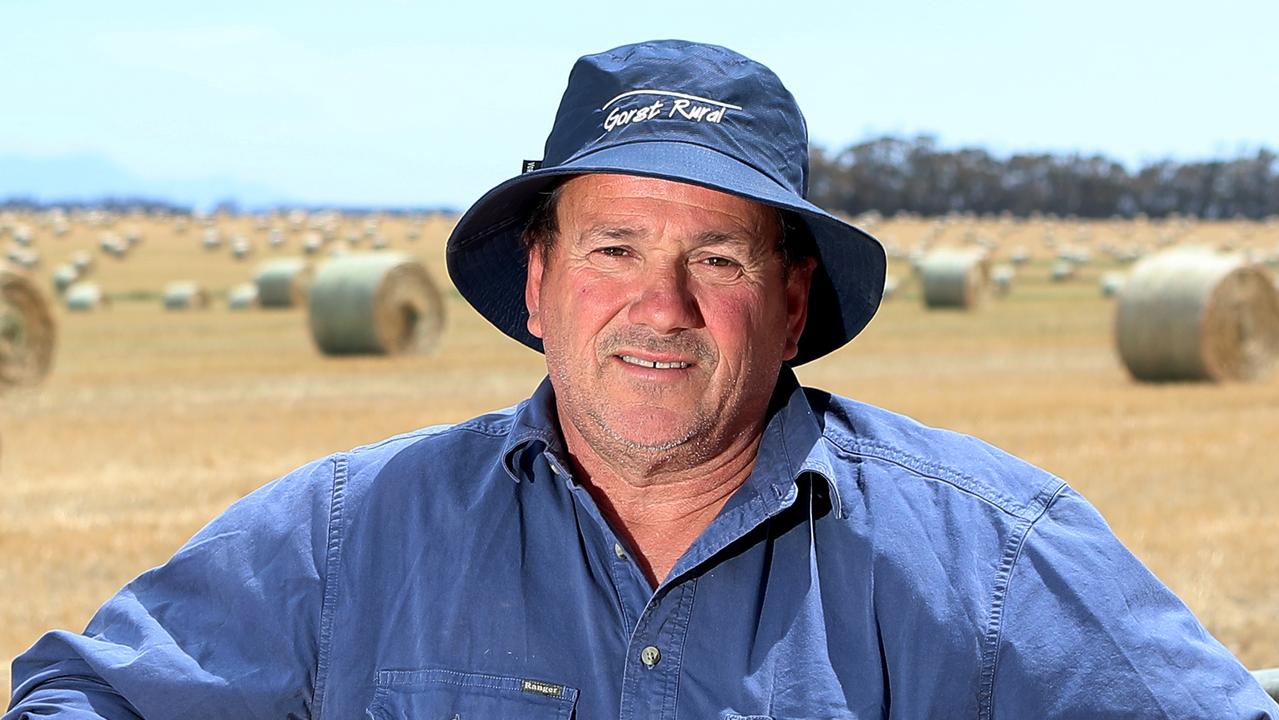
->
[{"left": 3, "top": 0, "right": 1276, "bottom": 209}]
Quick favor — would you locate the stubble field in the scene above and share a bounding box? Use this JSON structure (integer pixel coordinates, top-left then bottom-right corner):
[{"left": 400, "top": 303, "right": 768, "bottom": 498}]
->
[{"left": 2, "top": 211, "right": 1278, "bottom": 699}]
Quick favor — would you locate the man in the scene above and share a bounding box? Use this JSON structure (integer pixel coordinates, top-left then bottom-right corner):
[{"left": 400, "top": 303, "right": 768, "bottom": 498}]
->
[{"left": 8, "top": 39, "right": 1277, "bottom": 719}]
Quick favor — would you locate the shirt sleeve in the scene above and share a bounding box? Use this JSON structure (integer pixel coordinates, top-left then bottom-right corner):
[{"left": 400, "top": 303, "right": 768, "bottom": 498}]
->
[
  {"left": 5, "top": 455, "right": 340, "bottom": 720},
  {"left": 989, "top": 485, "right": 1278, "bottom": 719}
]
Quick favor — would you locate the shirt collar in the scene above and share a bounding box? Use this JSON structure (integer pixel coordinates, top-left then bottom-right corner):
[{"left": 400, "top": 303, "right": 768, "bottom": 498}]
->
[
  {"left": 746, "top": 367, "right": 842, "bottom": 518},
  {"left": 499, "top": 370, "right": 841, "bottom": 517},
  {"left": 500, "top": 376, "right": 562, "bottom": 483}
]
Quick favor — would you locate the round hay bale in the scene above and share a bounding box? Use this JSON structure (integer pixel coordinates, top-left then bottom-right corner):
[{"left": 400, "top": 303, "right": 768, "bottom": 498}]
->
[
  {"left": 881, "top": 275, "right": 900, "bottom": 301},
  {"left": 227, "top": 282, "right": 259, "bottom": 310},
  {"left": 302, "top": 234, "right": 324, "bottom": 255},
  {"left": 1051, "top": 260, "right": 1075, "bottom": 282},
  {"left": 307, "top": 253, "right": 445, "bottom": 355},
  {"left": 163, "top": 281, "right": 210, "bottom": 310},
  {"left": 230, "top": 237, "right": 253, "bottom": 260},
  {"left": 1100, "top": 272, "right": 1126, "bottom": 298},
  {"left": 919, "top": 248, "right": 989, "bottom": 309},
  {"left": 8, "top": 249, "right": 39, "bottom": 269},
  {"left": 52, "top": 264, "right": 79, "bottom": 294},
  {"left": 254, "top": 258, "right": 313, "bottom": 308},
  {"left": 0, "top": 264, "right": 56, "bottom": 389},
  {"left": 991, "top": 264, "right": 1015, "bottom": 297},
  {"left": 65, "top": 281, "right": 109, "bottom": 312},
  {"left": 202, "top": 228, "right": 221, "bottom": 250},
  {"left": 71, "top": 251, "right": 93, "bottom": 274},
  {"left": 1115, "top": 248, "right": 1279, "bottom": 382}
]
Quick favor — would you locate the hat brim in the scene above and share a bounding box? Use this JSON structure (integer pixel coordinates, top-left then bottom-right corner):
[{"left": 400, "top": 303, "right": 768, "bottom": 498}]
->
[{"left": 446, "top": 140, "right": 886, "bottom": 365}]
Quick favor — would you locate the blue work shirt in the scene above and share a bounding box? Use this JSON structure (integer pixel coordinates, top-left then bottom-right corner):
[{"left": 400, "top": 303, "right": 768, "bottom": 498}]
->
[{"left": 8, "top": 370, "right": 1277, "bottom": 718}]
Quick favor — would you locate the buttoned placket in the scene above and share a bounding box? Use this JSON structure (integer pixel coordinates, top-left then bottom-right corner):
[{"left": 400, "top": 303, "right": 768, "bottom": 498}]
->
[
  {"left": 544, "top": 447, "right": 810, "bottom": 720},
  {"left": 545, "top": 452, "right": 711, "bottom": 720}
]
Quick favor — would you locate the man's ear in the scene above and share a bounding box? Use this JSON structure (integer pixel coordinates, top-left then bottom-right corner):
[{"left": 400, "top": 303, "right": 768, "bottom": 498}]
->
[
  {"left": 782, "top": 256, "right": 816, "bottom": 361},
  {"left": 525, "top": 247, "right": 545, "bottom": 339}
]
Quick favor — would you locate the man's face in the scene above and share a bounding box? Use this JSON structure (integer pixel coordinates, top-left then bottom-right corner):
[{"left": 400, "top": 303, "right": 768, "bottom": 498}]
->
[{"left": 525, "top": 174, "right": 814, "bottom": 473}]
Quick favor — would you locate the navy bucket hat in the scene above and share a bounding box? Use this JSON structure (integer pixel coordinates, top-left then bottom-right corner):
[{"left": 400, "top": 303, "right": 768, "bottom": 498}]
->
[{"left": 446, "top": 39, "right": 886, "bottom": 365}]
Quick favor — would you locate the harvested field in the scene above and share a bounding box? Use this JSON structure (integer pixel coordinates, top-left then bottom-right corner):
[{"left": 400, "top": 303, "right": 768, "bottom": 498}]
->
[{"left": 2, "top": 211, "right": 1278, "bottom": 697}]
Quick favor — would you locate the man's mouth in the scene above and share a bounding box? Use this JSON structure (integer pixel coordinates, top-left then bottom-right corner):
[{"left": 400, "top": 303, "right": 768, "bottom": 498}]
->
[{"left": 618, "top": 355, "right": 691, "bottom": 370}]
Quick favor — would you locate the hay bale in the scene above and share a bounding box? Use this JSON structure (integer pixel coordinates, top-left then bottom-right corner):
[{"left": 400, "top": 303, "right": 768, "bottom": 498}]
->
[
  {"left": 65, "top": 282, "right": 108, "bottom": 312},
  {"left": 881, "top": 275, "right": 900, "bottom": 301},
  {"left": 163, "top": 281, "right": 210, "bottom": 310},
  {"left": 991, "top": 264, "right": 1015, "bottom": 297},
  {"left": 227, "top": 282, "right": 259, "bottom": 310},
  {"left": 1115, "top": 248, "right": 1279, "bottom": 382},
  {"left": 302, "top": 234, "right": 324, "bottom": 255},
  {"left": 71, "top": 251, "right": 93, "bottom": 274},
  {"left": 7, "top": 249, "right": 39, "bottom": 269},
  {"left": 308, "top": 253, "right": 445, "bottom": 355},
  {"left": 202, "top": 228, "right": 221, "bottom": 250},
  {"left": 254, "top": 258, "right": 313, "bottom": 308},
  {"left": 919, "top": 248, "right": 989, "bottom": 309},
  {"left": 52, "top": 264, "right": 79, "bottom": 294},
  {"left": 0, "top": 264, "right": 56, "bottom": 389},
  {"left": 1253, "top": 667, "right": 1279, "bottom": 702},
  {"left": 1051, "top": 260, "right": 1075, "bottom": 282},
  {"left": 1100, "top": 272, "right": 1126, "bottom": 298}
]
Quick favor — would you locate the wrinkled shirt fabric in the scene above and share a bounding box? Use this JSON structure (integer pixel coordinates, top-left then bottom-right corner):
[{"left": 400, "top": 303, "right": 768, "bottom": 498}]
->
[{"left": 8, "top": 371, "right": 1277, "bottom": 719}]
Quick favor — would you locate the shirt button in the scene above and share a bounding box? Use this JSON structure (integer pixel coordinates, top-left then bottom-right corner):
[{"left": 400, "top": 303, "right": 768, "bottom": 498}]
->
[
  {"left": 613, "top": 542, "right": 627, "bottom": 560},
  {"left": 640, "top": 645, "right": 662, "bottom": 668}
]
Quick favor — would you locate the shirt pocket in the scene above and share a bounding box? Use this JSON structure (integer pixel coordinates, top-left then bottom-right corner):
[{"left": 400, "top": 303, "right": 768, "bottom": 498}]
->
[{"left": 366, "top": 668, "right": 579, "bottom": 720}]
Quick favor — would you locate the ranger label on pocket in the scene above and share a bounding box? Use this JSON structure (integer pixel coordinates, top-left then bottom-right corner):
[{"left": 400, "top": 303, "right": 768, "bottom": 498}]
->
[{"left": 521, "top": 679, "right": 564, "bottom": 697}]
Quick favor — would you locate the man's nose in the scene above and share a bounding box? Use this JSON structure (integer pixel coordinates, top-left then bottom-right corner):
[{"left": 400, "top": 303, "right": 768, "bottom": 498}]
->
[{"left": 627, "top": 263, "right": 703, "bottom": 333}]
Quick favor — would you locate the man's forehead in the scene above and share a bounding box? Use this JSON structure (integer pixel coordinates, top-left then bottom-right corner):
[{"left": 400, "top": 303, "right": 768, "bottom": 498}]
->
[{"left": 557, "top": 173, "right": 776, "bottom": 232}]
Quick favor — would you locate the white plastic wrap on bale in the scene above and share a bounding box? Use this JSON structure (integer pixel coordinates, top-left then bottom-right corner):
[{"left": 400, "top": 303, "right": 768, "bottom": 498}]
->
[
  {"left": 227, "top": 283, "right": 259, "bottom": 310},
  {"left": 308, "top": 253, "right": 445, "bottom": 355},
  {"left": 163, "top": 281, "right": 209, "bottom": 310},
  {"left": 253, "top": 258, "right": 313, "bottom": 308},
  {"left": 991, "top": 264, "right": 1014, "bottom": 297},
  {"left": 1100, "top": 272, "right": 1126, "bottom": 298},
  {"left": 1115, "top": 247, "right": 1279, "bottom": 382},
  {"left": 52, "top": 265, "right": 79, "bottom": 294},
  {"left": 919, "top": 248, "right": 989, "bottom": 309},
  {"left": 65, "top": 282, "right": 108, "bottom": 312},
  {"left": 881, "top": 275, "right": 899, "bottom": 301},
  {"left": 0, "top": 264, "right": 56, "bottom": 389},
  {"left": 71, "top": 251, "right": 93, "bottom": 274}
]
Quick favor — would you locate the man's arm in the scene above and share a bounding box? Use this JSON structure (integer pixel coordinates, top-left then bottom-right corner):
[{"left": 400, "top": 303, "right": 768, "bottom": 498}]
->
[
  {"left": 989, "top": 485, "right": 1278, "bottom": 719},
  {"left": 6, "top": 456, "right": 339, "bottom": 720}
]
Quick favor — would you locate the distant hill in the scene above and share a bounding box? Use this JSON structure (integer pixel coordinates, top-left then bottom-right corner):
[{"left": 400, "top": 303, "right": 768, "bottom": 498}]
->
[{"left": 0, "top": 153, "right": 292, "bottom": 211}]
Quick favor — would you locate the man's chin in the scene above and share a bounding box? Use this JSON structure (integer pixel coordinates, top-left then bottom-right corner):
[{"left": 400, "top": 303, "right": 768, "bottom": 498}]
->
[{"left": 589, "top": 411, "right": 702, "bottom": 456}]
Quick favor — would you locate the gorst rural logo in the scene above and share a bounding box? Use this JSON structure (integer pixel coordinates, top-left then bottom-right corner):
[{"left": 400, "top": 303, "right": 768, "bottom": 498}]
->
[{"left": 602, "top": 89, "right": 742, "bottom": 132}]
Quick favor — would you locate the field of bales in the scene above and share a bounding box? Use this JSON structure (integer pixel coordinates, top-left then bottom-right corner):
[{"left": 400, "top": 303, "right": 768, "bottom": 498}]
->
[{"left": 2, "top": 209, "right": 1278, "bottom": 697}]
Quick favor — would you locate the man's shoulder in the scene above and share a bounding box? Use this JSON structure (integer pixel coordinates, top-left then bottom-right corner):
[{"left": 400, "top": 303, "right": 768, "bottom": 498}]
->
[
  {"left": 339, "top": 403, "right": 525, "bottom": 480},
  {"left": 805, "top": 387, "right": 1064, "bottom": 522}
]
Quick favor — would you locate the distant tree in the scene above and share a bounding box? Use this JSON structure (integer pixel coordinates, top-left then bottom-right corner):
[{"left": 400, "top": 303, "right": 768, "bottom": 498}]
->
[{"left": 810, "top": 135, "right": 1278, "bottom": 219}]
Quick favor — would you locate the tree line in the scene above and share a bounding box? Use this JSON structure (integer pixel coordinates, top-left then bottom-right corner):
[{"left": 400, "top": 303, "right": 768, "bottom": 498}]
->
[{"left": 809, "top": 135, "right": 1278, "bottom": 220}]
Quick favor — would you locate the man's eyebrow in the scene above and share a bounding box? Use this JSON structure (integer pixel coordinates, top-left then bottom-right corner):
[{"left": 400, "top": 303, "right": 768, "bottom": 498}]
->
[
  {"left": 581, "top": 224, "right": 643, "bottom": 241},
  {"left": 693, "top": 230, "right": 753, "bottom": 246}
]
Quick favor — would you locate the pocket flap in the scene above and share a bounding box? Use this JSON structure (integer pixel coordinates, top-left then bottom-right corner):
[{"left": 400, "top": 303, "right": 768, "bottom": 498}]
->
[{"left": 368, "top": 668, "right": 579, "bottom": 719}]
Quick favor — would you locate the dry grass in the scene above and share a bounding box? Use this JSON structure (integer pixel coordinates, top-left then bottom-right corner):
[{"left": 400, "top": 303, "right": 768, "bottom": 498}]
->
[{"left": 2, "top": 211, "right": 1278, "bottom": 699}]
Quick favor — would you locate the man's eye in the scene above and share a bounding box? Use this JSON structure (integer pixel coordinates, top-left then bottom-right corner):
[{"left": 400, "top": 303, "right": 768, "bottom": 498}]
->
[
  {"left": 597, "top": 247, "right": 630, "bottom": 257},
  {"left": 703, "top": 256, "right": 738, "bottom": 268}
]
